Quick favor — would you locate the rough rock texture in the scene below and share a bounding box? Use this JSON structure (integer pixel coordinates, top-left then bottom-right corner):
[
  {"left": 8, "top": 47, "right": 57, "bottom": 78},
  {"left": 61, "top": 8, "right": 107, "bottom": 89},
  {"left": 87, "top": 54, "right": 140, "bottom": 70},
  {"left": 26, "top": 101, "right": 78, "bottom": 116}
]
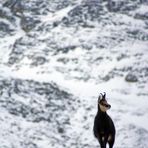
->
[{"left": 0, "top": 0, "right": 148, "bottom": 147}]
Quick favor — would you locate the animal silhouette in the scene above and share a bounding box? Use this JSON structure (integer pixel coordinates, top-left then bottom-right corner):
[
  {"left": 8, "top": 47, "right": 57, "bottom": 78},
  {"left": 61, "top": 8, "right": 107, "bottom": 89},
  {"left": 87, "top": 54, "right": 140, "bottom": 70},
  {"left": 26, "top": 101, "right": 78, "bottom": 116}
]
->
[{"left": 93, "top": 92, "right": 115, "bottom": 148}]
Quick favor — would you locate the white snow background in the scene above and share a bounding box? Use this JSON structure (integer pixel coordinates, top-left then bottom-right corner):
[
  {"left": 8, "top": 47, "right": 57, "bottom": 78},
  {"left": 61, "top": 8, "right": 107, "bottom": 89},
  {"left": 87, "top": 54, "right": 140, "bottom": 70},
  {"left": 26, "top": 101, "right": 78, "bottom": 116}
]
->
[{"left": 0, "top": 0, "right": 148, "bottom": 148}]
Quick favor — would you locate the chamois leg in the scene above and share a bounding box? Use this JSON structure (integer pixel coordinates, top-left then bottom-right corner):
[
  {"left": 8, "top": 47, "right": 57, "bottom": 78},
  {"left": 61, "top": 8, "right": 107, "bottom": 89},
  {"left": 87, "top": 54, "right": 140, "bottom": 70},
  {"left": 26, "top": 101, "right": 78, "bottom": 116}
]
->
[
  {"left": 99, "top": 139, "right": 107, "bottom": 148},
  {"left": 108, "top": 140, "right": 114, "bottom": 148},
  {"left": 100, "top": 142, "right": 106, "bottom": 148}
]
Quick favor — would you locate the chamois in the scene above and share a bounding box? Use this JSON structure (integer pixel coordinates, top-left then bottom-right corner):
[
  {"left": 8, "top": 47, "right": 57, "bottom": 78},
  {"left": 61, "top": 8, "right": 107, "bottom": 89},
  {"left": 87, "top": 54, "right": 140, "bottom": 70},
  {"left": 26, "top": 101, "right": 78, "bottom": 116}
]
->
[{"left": 93, "top": 92, "right": 115, "bottom": 148}]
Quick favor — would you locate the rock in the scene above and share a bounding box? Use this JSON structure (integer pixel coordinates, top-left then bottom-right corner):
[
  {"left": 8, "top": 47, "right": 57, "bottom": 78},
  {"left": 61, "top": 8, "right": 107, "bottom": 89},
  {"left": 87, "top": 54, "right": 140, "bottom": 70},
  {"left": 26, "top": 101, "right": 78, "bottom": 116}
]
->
[
  {"left": 3, "top": 0, "right": 23, "bottom": 16},
  {"left": 62, "top": 1, "right": 103, "bottom": 26},
  {"left": 20, "top": 17, "right": 41, "bottom": 32},
  {"left": 0, "top": 78, "right": 77, "bottom": 125},
  {"left": 31, "top": 56, "right": 47, "bottom": 66},
  {"left": 102, "top": 75, "right": 112, "bottom": 81},
  {"left": 0, "top": 22, "right": 15, "bottom": 36},
  {"left": 58, "top": 127, "right": 64, "bottom": 133},
  {"left": 135, "top": 12, "right": 148, "bottom": 21},
  {"left": 117, "top": 53, "right": 128, "bottom": 61},
  {"left": 125, "top": 73, "right": 138, "bottom": 82},
  {"left": 107, "top": 0, "right": 138, "bottom": 12},
  {"left": 0, "top": 8, "right": 16, "bottom": 23},
  {"left": 127, "top": 29, "right": 148, "bottom": 41},
  {"left": 8, "top": 56, "right": 20, "bottom": 65},
  {"left": 56, "top": 45, "right": 77, "bottom": 53}
]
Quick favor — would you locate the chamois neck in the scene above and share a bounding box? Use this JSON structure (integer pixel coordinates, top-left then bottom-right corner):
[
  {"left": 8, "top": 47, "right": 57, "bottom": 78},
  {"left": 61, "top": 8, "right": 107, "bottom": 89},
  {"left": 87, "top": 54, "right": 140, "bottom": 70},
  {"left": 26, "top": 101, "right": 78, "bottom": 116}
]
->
[{"left": 98, "top": 105, "right": 107, "bottom": 115}]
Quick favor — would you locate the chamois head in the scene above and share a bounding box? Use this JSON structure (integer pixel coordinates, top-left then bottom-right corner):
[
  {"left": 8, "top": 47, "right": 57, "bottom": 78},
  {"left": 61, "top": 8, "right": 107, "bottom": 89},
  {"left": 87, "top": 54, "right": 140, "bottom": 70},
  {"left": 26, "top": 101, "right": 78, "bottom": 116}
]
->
[{"left": 98, "top": 92, "right": 111, "bottom": 112}]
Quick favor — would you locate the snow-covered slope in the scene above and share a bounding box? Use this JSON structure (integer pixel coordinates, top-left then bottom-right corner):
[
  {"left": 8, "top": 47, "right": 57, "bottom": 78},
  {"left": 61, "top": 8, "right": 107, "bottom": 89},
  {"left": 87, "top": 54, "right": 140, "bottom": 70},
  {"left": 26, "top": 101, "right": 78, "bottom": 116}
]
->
[{"left": 0, "top": 0, "right": 148, "bottom": 147}]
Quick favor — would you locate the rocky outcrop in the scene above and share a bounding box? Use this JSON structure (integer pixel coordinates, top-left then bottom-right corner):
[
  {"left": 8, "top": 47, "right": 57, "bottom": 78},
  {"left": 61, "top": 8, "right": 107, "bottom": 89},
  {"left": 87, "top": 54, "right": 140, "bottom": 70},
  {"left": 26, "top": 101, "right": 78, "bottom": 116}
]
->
[
  {"left": 107, "top": 0, "right": 139, "bottom": 12},
  {"left": 125, "top": 73, "right": 138, "bottom": 82},
  {"left": 62, "top": 1, "right": 104, "bottom": 26},
  {"left": 0, "top": 79, "right": 76, "bottom": 123}
]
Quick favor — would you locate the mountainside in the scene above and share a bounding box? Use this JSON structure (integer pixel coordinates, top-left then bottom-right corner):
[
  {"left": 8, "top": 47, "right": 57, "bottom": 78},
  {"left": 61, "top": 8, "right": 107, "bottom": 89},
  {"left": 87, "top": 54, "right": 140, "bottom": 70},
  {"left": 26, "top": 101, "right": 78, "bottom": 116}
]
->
[{"left": 0, "top": 0, "right": 148, "bottom": 148}]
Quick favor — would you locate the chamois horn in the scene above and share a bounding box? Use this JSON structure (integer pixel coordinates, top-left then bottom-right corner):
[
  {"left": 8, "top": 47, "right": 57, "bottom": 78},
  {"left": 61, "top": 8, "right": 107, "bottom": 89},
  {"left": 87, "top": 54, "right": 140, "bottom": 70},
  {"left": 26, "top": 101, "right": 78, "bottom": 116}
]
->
[{"left": 103, "top": 92, "right": 106, "bottom": 99}]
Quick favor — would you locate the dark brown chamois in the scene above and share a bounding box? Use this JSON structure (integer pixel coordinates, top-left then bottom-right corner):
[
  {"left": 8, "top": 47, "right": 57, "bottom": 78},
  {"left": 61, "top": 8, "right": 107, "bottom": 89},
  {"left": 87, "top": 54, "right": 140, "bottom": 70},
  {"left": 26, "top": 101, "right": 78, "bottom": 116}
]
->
[{"left": 93, "top": 92, "right": 115, "bottom": 148}]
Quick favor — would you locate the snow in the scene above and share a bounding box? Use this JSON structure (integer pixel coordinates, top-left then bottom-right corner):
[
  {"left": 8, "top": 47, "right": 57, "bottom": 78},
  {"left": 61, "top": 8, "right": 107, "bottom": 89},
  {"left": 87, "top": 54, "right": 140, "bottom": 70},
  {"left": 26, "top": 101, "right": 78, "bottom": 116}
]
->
[
  {"left": 41, "top": 6, "right": 74, "bottom": 23},
  {"left": 0, "top": 0, "right": 148, "bottom": 148}
]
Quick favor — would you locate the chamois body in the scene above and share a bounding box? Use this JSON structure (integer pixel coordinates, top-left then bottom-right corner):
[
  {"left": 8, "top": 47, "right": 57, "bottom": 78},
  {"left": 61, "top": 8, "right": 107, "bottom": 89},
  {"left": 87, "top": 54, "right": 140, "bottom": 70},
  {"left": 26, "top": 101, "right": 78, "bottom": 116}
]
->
[{"left": 93, "top": 93, "right": 115, "bottom": 148}]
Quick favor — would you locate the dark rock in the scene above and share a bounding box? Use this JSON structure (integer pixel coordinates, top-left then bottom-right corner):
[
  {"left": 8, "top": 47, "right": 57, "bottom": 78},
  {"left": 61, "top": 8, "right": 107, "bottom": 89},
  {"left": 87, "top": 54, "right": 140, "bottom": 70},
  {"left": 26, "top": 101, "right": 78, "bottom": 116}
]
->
[
  {"left": 139, "top": 0, "right": 148, "bottom": 4},
  {"left": 125, "top": 73, "right": 138, "bottom": 82},
  {"left": 58, "top": 127, "right": 64, "bottom": 133},
  {"left": 142, "top": 67, "right": 148, "bottom": 77},
  {"left": 81, "top": 44, "right": 93, "bottom": 50},
  {"left": 8, "top": 36, "right": 39, "bottom": 66},
  {"left": 0, "top": 8, "right": 16, "bottom": 23},
  {"left": 3, "top": 0, "right": 23, "bottom": 16},
  {"left": 55, "top": 0, "right": 71, "bottom": 10},
  {"left": 23, "top": 142, "right": 38, "bottom": 148},
  {"left": 0, "top": 22, "right": 15, "bottom": 36},
  {"left": 102, "top": 75, "right": 112, "bottom": 81},
  {"left": 94, "top": 57, "right": 103, "bottom": 61},
  {"left": 56, "top": 45, "right": 77, "bottom": 54},
  {"left": 117, "top": 53, "right": 128, "bottom": 61},
  {"left": 31, "top": 56, "right": 47, "bottom": 66},
  {"left": 135, "top": 12, "right": 148, "bottom": 21},
  {"left": 8, "top": 101, "right": 30, "bottom": 118},
  {"left": 107, "top": 0, "right": 138, "bottom": 12},
  {"left": 0, "top": 78, "right": 77, "bottom": 125},
  {"left": 53, "top": 21, "right": 60, "bottom": 27},
  {"left": 21, "top": 17, "right": 41, "bottom": 32},
  {"left": 127, "top": 29, "right": 148, "bottom": 41},
  {"left": 62, "top": 1, "right": 104, "bottom": 26},
  {"left": 57, "top": 58, "right": 69, "bottom": 64},
  {"left": 8, "top": 56, "right": 20, "bottom": 65}
]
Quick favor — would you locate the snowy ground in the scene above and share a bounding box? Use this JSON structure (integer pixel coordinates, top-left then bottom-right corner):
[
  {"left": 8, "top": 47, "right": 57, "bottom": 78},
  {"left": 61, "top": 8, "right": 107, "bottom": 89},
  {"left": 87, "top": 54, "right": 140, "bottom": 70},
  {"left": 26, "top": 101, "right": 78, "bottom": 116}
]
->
[{"left": 0, "top": 0, "right": 148, "bottom": 148}]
